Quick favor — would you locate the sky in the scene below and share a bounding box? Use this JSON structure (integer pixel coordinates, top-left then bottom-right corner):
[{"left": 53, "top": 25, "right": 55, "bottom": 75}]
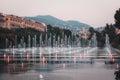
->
[{"left": 0, "top": 0, "right": 120, "bottom": 28}]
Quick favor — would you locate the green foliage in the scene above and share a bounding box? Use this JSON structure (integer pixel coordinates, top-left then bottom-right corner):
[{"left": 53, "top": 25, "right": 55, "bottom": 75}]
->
[
  {"left": 88, "top": 27, "right": 95, "bottom": 40},
  {"left": 95, "top": 31, "right": 105, "bottom": 47},
  {"left": 0, "top": 27, "right": 43, "bottom": 48},
  {"left": 104, "top": 24, "right": 116, "bottom": 43},
  {"left": 114, "top": 8, "right": 120, "bottom": 29},
  {"left": 0, "top": 24, "right": 72, "bottom": 48}
]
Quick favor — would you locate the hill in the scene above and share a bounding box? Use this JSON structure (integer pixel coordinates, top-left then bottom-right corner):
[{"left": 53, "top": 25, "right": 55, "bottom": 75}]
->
[{"left": 26, "top": 15, "right": 91, "bottom": 32}]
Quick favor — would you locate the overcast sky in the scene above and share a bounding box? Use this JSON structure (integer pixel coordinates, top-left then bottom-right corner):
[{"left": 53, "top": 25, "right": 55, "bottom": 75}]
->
[{"left": 0, "top": 0, "right": 120, "bottom": 27}]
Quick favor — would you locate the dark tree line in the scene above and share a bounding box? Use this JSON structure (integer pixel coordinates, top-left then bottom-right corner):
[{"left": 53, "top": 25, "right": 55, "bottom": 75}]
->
[
  {"left": 106, "top": 8, "right": 120, "bottom": 49},
  {"left": 0, "top": 24, "right": 72, "bottom": 48},
  {"left": 114, "top": 8, "right": 120, "bottom": 29}
]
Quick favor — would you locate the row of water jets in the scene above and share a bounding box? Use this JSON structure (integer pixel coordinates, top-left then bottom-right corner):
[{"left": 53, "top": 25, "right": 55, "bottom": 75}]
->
[
  {"left": 2, "top": 33, "right": 110, "bottom": 63},
  {"left": 2, "top": 33, "right": 110, "bottom": 64},
  {"left": 5, "top": 33, "right": 101, "bottom": 48}
]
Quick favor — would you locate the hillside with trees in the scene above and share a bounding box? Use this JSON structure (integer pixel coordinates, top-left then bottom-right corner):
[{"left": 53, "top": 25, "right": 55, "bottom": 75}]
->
[{"left": 0, "top": 25, "right": 72, "bottom": 48}]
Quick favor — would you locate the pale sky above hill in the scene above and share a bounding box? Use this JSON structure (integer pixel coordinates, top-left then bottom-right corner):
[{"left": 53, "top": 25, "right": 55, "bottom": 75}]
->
[{"left": 0, "top": 0, "right": 120, "bottom": 27}]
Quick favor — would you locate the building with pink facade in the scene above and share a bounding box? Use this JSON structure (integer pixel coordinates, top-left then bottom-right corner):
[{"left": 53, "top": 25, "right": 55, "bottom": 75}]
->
[{"left": 0, "top": 13, "right": 45, "bottom": 32}]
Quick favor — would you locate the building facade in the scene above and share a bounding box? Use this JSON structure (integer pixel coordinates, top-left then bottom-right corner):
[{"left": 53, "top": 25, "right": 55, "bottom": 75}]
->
[{"left": 0, "top": 13, "right": 45, "bottom": 31}]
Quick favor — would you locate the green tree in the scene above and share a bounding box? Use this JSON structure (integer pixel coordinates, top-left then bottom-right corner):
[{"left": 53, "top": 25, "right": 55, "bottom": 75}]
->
[
  {"left": 114, "top": 8, "right": 120, "bottom": 29},
  {"left": 88, "top": 27, "right": 95, "bottom": 40}
]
